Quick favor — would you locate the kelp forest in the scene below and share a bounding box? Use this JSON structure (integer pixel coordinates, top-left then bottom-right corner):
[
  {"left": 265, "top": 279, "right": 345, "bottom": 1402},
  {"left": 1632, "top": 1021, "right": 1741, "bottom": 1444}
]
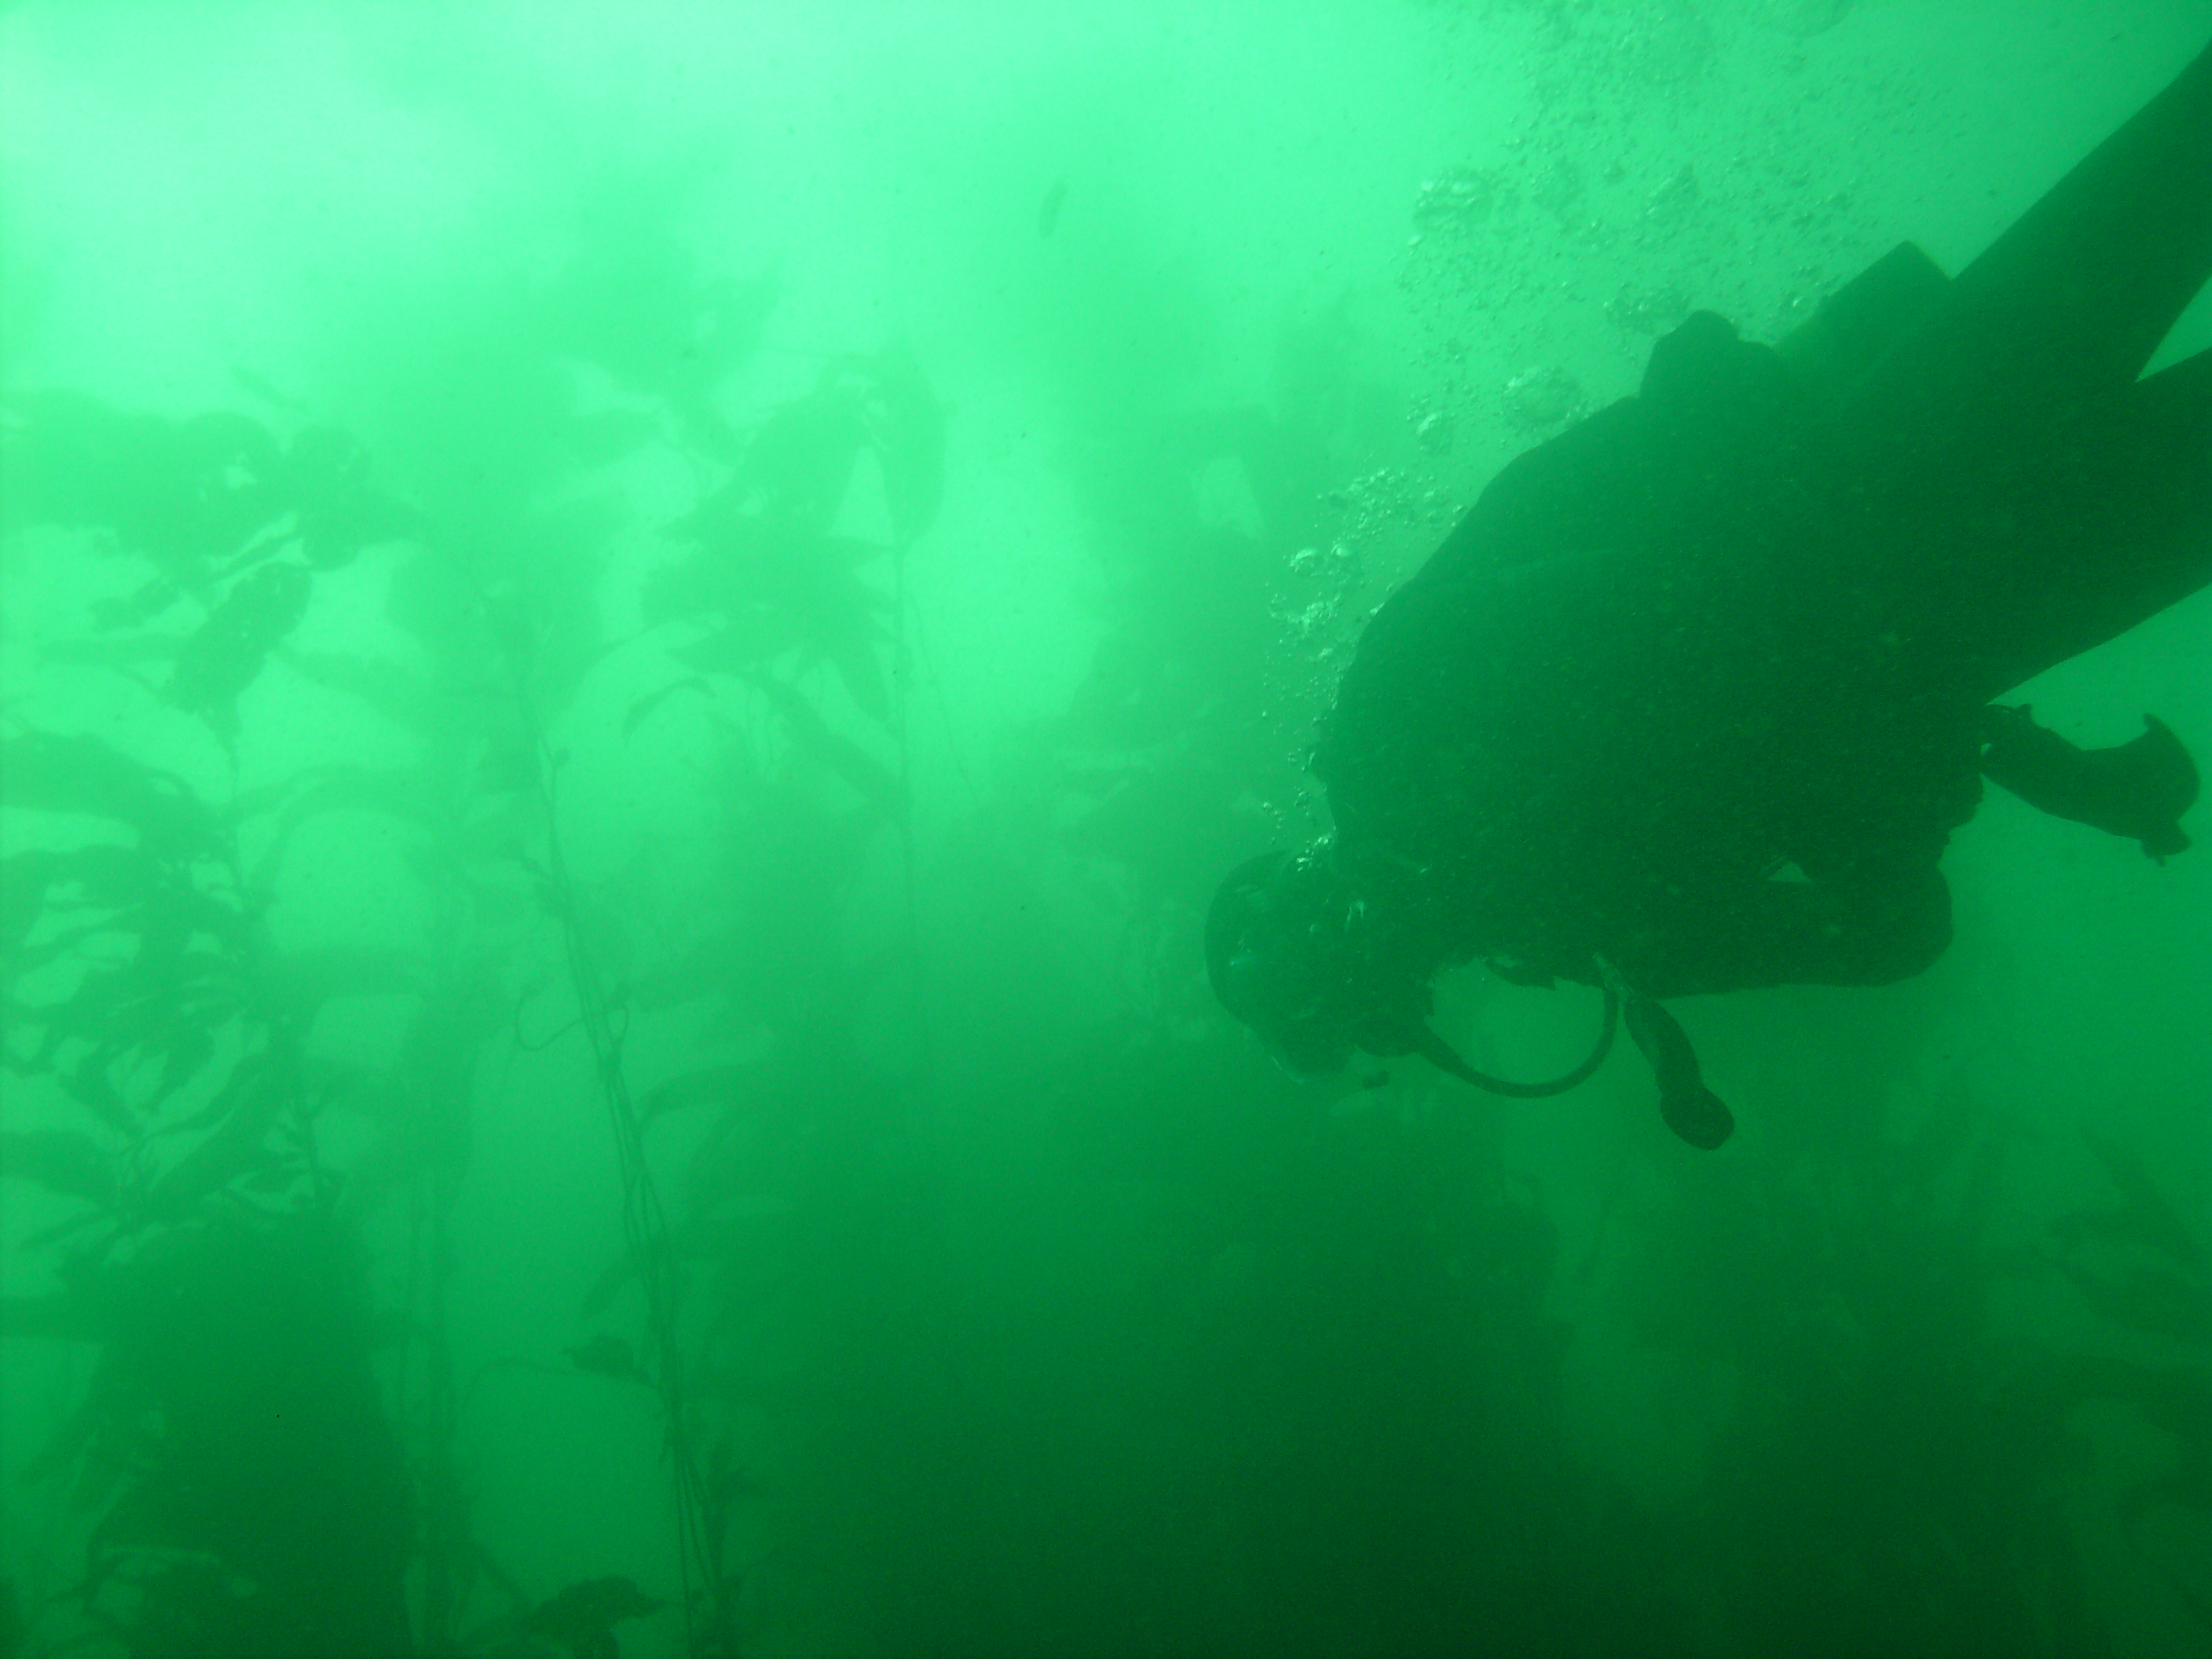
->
[{"left": 2, "top": 4, "right": 2208, "bottom": 1657}]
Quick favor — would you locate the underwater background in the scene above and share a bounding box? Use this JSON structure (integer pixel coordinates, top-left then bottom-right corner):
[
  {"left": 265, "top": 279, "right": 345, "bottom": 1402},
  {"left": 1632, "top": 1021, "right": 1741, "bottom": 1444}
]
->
[{"left": 2, "top": 2, "right": 2208, "bottom": 1654}]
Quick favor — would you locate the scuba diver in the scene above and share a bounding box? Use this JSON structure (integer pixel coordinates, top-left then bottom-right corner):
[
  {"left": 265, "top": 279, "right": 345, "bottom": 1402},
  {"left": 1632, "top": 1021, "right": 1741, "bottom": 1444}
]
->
[{"left": 1209, "top": 38, "right": 2212, "bottom": 1147}]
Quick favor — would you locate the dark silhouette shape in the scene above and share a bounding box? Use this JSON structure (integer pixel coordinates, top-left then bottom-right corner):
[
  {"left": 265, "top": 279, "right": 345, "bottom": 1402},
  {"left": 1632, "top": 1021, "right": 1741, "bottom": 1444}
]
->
[{"left": 1211, "top": 38, "right": 2212, "bottom": 1143}]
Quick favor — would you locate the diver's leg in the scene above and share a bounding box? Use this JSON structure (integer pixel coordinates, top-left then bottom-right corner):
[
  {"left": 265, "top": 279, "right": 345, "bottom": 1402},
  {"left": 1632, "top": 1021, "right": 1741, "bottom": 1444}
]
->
[
  {"left": 1778, "top": 862, "right": 1954, "bottom": 988},
  {"left": 1950, "top": 37, "right": 2212, "bottom": 394},
  {"left": 1847, "top": 38, "right": 2212, "bottom": 445},
  {"left": 1945, "top": 343, "right": 2212, "bottom": 697},
  {"left": 1620, "top": 861, "right": 1952, "bottom": 999},
  {"left": 1937, "top": 36, "right": 2212, "bottom": 407}
]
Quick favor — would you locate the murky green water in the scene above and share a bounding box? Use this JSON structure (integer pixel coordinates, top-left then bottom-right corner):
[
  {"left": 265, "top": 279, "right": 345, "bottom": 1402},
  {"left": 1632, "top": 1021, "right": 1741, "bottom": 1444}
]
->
[{"left": 4, "top": 4, "right": 2207, "bottom": 1654}]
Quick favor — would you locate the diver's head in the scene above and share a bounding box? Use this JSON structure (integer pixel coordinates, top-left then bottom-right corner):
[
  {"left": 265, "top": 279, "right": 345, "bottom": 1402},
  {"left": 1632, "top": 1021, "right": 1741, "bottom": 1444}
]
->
[{"left": 1205, "top": 847, "right": 1425, "bottom": 1078}]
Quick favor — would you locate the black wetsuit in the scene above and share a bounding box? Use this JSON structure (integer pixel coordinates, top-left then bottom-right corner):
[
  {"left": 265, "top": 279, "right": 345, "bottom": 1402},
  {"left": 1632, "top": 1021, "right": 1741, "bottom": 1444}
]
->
[
  {"left": 1313, "top": 38, "right": 2212, "bottom": 1010},
  {"left": 1317, "top": 311, "right": 1970, "bottom": 1000}
]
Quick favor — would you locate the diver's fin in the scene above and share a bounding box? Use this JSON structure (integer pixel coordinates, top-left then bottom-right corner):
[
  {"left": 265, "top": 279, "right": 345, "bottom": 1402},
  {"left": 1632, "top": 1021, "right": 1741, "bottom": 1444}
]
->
[
  {"left": 1981, "top": 705, "right": 2199, "bottom": 860},
  {"left": 1617, "top": 986, "right": 1734, "bottom": 1149},
  {"left": 1849, "top": 36, "right": 2212, "bottom": 443},
  {"left": 1954, "top": 344, "right": 2212, "bottom": 701},
  {"left": 1774, "top": 240, "right": 1950, "bottom": 411}
]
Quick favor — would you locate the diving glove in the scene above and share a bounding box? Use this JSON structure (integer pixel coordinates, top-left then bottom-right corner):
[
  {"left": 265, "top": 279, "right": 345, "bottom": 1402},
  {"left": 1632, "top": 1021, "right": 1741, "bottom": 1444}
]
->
[{"left": 1981, "top": 705, "right": 2198, "bottom": 861}]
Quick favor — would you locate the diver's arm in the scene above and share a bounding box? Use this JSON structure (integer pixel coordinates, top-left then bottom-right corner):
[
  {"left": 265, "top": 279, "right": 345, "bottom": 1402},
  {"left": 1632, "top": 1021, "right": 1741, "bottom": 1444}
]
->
[{"left": 1980, "top": 704, "right": 2197, "bottom": 859}]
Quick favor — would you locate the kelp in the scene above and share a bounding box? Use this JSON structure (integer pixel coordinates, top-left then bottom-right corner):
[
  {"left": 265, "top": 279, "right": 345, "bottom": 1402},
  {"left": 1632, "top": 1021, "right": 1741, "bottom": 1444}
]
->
[
  {"left": 0, "top": 731, "right": 222, "bottom": 859},
  {"left": 1601, "top": 1071, "right": 2212, "bottom": 1653},
  {"left": 1, "top": 214, "right": 831, "bottom": 1652},
  {"left": 164, "top": 561, "right": 315, "bottom": 739},
  {"left": 648, "top": 347, "right": 945, "bottom": 732},
  {"left": 513, "top": 1576, "right": 665, "bottom": 1659},
  {"left": 4, "top": 395, "right": 421, "bottom": 751},
  {"left": 1015, "top": 361, "right": 1383, "bottom": 910},
  {"left": 33, "top": 1212, "right": 416, "bottom": 1658},
  {"left": 0, "top": 1130, "right": 118, "bottom": 1210},
  {"left": 1, "top": 393, "right": 285, "bottom": 571},
  {"left": 2, "top": 736, "right": 252, "bottom": 1137},
  {"left": 5, "top": 751, "right": 528, "bottom": 1659},
  {"left": 4, "top": 539, "right": 443, "bottom": 1657},
  {"left": 2, "top": 391, "right": 418, "bottom": 581},
  {"left": 2042, "top": 1135, "right": 2212, "bottom": 1632}
]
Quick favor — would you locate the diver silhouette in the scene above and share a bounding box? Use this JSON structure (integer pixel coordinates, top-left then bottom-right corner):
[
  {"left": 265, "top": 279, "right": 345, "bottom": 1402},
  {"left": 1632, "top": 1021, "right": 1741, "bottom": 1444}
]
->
[{"left": 1210, "top": 38, "right": 2212, "bottom": 1147}]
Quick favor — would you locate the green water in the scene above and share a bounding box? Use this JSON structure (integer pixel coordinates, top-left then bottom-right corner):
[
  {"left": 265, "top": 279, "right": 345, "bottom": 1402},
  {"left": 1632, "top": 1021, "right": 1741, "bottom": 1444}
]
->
[{"left": 2, "top": 3, "right": 2207, "bottom": 1655}]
